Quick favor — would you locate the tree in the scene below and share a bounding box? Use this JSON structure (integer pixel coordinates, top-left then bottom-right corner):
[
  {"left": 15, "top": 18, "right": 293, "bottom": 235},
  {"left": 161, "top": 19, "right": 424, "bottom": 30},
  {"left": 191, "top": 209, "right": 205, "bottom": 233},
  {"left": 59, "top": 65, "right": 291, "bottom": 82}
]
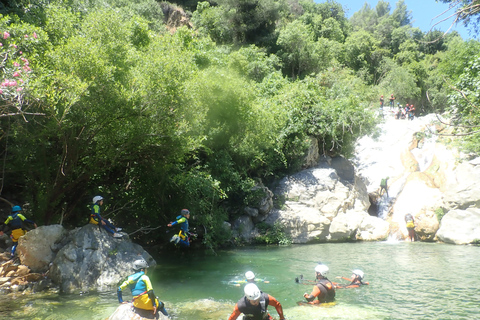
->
[{"left": 437, "top": 0, "right": 480, "bottom": 36}]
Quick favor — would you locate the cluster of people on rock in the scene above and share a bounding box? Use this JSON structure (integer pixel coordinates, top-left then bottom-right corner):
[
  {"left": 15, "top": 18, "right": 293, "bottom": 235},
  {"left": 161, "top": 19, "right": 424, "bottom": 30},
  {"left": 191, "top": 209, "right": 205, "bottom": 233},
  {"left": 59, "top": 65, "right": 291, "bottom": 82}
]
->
[{"left": 379, "top": 94, "right": 416, "bottom": 120}]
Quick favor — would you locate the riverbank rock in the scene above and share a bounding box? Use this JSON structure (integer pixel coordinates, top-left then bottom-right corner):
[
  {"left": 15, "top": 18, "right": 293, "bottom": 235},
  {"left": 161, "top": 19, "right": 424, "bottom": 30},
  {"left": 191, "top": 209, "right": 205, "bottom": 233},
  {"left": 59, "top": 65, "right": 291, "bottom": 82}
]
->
[
  {"left": 108, "top": 303, "right": 169, "bottom": 320},
  {"left": 0, "top": 254, "right": 51, "bottom": 293},
  {"left": 50, "top": 224, "right": 156, "bottom": 293},
  {"left": 262, "top": 156, "right": 387, "bottom": 243},
  {"left": 435, "top": 208, "right": 480, "bottom": 244}
]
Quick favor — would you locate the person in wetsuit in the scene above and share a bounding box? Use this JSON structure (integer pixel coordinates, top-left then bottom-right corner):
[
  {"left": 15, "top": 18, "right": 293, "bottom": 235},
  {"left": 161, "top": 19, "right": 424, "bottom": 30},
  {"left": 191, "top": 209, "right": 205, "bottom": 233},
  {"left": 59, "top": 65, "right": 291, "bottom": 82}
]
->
[
  {"left": 303, "top": 264, "right": 336, "bottom": 304},
  {"left": 90, "top": 196, "right": 122, "bottom": 238},
  {"left": 0, "top": 205, "right": 37, "bottom": 258},
  {"left": 118, "top": 259, "right": 168, "bottom": 318},
  {"left": 167, "top": 208, "right": 191, "bottom": 247},
  {"left": 405, "top": 213, "right": 415, "bottom": 241},
  {"left": 335, "top": 269, "right": 368, "bottom": 288},
  {"left": 228, "top": 283, "right": 286, "bottom": 320},
  {"left": 232, "top": 271, "right": 270, "bottom": 287}
]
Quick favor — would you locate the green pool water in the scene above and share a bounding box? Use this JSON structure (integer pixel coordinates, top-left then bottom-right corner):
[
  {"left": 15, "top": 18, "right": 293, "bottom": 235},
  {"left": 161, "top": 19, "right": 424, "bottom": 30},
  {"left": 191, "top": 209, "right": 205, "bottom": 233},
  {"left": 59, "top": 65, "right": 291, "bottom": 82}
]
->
[{"left": 2, "top": 241, "right": 479, "bottom": 319}]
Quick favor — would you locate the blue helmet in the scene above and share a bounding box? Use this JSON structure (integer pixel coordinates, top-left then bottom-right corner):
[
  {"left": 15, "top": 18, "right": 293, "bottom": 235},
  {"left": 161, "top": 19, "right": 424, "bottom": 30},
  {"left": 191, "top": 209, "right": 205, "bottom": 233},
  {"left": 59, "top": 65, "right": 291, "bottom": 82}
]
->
[{"left": 12, "top": 205, "right": 22, "bottom": 212}]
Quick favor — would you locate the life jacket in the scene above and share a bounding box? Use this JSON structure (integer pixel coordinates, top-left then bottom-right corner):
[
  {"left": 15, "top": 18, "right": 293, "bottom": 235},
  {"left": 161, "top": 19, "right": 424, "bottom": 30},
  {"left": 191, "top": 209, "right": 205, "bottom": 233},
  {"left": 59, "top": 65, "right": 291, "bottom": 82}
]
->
[
  {"left": 236, "top": 292, "right": 270, "bottom": 320},
  {"left": 316, "top": 279, "right": 336, "bottom": 303},
  {"left": 5, "top": 212, "right": 26, "bottom": 230},
  {"left": 90, "top": 204, "right": 101, "bottom": 224}
]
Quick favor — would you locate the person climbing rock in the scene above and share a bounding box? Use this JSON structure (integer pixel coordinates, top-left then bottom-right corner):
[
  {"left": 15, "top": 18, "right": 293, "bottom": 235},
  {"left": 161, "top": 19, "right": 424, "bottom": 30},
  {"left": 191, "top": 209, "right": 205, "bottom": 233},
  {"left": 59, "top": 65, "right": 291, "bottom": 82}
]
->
[
  {"left": 303, "top": 264, "right": 335, "bottom": 304},
  {"left": 0, "top": 205, "right": 37, "bottom": 258},
  {"left": 90, "top": 196, "right": 123, "bottom": 238},
  {"left": 379, "top": 95, "right": 384, "bottom": 108},
  {"left": 405, "top": 213, "right": 416, "bottom": 241},
  {"left": 118, "top": 259, "right": 169, "bottom": 318},
  {"left": 380, "top": 177, "right": 389, "bottom": 197},
  {"left": 228, "top": 283, "right": 286, "bottom": 320},
  {"left": 167, "top": 209, "right": 192, "bottom": 247}
]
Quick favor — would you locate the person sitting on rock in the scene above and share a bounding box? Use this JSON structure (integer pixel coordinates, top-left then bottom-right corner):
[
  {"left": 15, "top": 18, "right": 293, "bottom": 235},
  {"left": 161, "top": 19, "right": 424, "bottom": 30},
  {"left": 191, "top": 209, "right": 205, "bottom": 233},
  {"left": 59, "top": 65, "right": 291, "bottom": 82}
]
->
[
  {"left": 303, "top": 264, "right": 335, "bottom": 304},
  {"left": 0, "top": 205, "right": 37, "bottom": 258},
  {"left": 90, "top": 196, "right": 122, "bottom": 238},
  {"left": 405, "top": 213, "right": 416, "bottom": 241},
  {"left": 167, "top": 209, "right": 191, "bottom": 247},
  {"left": 118, "top": 259, "right": 169, "bottom": 318},
  {"left": 228, "top": 283, "right": 286, "bottom": 320}
]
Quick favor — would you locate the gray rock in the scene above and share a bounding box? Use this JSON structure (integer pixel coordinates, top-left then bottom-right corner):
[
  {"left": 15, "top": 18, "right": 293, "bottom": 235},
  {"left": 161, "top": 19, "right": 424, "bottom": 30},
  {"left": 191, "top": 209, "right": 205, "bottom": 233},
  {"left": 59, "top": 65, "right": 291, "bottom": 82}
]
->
[
  {"left": 436, "top": 208, "right": 480, "bottom": 245},
  {"left": 108, "top": 303, "right": 169, "bottom": 320},
  {"left": 17, "top": 225, "right": 67, "bottom": 273},
  {"left": 49, "top": 224, "right": 155, "bottom": 293}
]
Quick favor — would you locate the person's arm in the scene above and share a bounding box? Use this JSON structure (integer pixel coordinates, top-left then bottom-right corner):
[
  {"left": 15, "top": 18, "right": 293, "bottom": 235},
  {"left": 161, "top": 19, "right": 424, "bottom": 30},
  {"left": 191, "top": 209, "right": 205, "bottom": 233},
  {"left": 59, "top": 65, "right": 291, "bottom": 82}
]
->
[
  {"left": 227, "top": 304, "right": 241, "bottom": 320},
  {"left": 303, "top": 285, "right": 320, "bottom": 302},
  {"left": 267, "top": 295, "right": 285, "bottom": 320},
  {"left": 168, "top": 217, "right": 186, "bottom": 227},
  {"left": 117, "top": 277, "right": 134, "bottom": 303}
]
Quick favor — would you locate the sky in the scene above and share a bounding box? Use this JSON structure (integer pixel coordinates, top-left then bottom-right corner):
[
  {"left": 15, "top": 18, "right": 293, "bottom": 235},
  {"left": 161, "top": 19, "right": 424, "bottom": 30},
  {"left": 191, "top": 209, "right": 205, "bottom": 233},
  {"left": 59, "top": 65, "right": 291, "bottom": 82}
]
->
[{"left": 315, "top": 0, "right": 475, "bottom": 39}]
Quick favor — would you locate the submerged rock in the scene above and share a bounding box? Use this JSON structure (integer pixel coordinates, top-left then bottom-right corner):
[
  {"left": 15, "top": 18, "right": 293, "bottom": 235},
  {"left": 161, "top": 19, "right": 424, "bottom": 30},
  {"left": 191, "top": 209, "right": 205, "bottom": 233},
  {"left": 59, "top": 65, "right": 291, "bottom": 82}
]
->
[{"left": 108, "top": 303, "right": 169, "bottom": 320}]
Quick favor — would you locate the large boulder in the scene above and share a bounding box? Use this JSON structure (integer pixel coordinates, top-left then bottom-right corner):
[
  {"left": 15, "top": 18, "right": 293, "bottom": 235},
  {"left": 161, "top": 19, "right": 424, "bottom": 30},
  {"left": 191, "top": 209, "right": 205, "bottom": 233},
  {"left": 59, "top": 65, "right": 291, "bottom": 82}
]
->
[
  {"left": 355, "top": 215, "right": 390, "bottom": 241},
  {"left": 441, "top": 159, "right": 480, "bottom": 211},
  {"left": 329, "top": 210, "right": 369, "bottom": 241},
  {"left": 49, "top": 224, "right": 155, "bottom": 293},
  {"left": 108, "top": 303, "right": 169, "bottom": 320},
  {"left": 435, "top": 208, "right": 480, "bottom": 245},
  {"left": 17, "top": 224, "right": 67, "bottom": 272}
]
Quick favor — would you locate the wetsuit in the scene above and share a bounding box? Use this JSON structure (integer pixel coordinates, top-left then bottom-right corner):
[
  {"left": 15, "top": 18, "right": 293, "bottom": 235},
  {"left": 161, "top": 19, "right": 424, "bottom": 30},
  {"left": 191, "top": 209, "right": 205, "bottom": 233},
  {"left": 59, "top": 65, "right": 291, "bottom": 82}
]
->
[
  {"left": 305, "top": 278, "right": 336, "bottom": 304},
  {"left": 0, "top": 212, "right": 36, "bottom": 256},
  {"left": 90, "top": 203, "right": 116, "bottom": 234},
  {"left": 228, "top": 292, "right": 285, "bottom": 320},
  {"left": 405, "top": 214, "right": 415, "bottom": 240},
  {"left": 389, "top": 96, "right": 395, "bottom": 107},
  {"left": 170, "top": 215, "right": 190, "bottom": 247},
  {"left": 118, "top": 270, "right": 168, "bottom": 316}
]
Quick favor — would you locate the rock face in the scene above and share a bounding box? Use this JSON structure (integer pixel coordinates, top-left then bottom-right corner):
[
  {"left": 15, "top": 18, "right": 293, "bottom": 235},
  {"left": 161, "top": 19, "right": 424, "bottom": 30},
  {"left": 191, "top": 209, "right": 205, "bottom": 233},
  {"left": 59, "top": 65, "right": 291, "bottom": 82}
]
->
[
  {"left": 108, "top": 303, "right": 169, "bottom": 320},
  {"left": 260, "top": 157, "right": 389, "bottom": 243},
  {"left": 49, "top": 224, "right": 155, "bottom": 293}
]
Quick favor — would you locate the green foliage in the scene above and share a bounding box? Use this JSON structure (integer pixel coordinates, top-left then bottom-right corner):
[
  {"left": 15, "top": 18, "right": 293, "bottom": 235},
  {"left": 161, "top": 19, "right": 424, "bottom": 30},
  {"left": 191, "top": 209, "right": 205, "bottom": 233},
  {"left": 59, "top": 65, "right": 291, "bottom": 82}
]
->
[
  {"left": 254, "top": 221, "right": 291, "bottom": 245},
  {"left": 435, "top": 207, "right": 445, "bottom": 222}
]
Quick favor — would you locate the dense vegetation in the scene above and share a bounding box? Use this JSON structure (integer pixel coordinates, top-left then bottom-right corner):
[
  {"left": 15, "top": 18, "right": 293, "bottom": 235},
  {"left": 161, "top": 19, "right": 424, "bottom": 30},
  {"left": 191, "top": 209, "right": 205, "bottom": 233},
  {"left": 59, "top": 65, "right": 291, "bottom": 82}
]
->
[{"left": 0, "top": 0, "right": 478, "bottom": 248}]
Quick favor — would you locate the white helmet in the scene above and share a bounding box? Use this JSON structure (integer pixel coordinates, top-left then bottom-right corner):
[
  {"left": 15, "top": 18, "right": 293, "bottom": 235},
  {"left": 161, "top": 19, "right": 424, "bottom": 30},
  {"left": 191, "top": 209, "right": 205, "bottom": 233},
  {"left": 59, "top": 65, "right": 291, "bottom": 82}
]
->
[
  {"left": 92, "top": 196, "right": 103, "bottom": 204},
  {"left": 245, "top": 271, "right": 255, "bottom": 280},
  {"left": 244, "top": 283, "right": 261, "bottom": 301},
  {"left": 315, "top": 264, "right": 329, "bottom": 276},
  {"left": 352, "top": 269, "right": 364, "bottom": 280},
  {"left": 133, "top": 259, "right": 149, "bottom": 271}
]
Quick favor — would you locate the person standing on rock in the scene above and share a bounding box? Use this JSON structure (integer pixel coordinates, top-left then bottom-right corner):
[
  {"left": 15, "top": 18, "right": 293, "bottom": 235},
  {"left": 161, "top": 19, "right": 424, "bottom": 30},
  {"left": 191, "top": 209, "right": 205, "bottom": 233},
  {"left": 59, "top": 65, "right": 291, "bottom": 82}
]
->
[
  {"left": 389, "top": 94, "right": 395, "bottom": 109},
  {"left": 405, "top": 213, "right": 415, "bottom": 241},
  {"left": 167, "top": 209, "right": 191, "bottom": 247},
  {"left": 118, "top": 259, "right": 169, "bottom": 318},
  {"left": 0, "top": 205, "right": 37, "bottom": 258},
  {"left": 303, "top": 264, "right": 336, "bottom": 305},
  {"left": 90, "top": 196, "right": 123, "bottom": 238},
  {"left": 228, "top": 283, "right": 286, "bottom": 320},
  {"left": 380, "top": 177, "right": 389, "bottom": 198}
]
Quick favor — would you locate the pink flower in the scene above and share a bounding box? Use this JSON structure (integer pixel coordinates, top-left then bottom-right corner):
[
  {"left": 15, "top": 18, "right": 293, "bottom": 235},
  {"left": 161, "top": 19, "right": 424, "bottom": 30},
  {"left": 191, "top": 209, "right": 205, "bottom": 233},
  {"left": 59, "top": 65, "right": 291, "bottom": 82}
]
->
[
  {"left": 0, "top": 43, "right": 3, "bottom": 47},
  {"left": 19, "top": 51, "right": 22, "bottom": 54},
  {"left": 13, "top": 62, "right": 20, "bottom": 67},
  {"left": 0, "top": 89, "right": 3, "bottom": 94},
  {"left": 13, "top": 72, "right": 20, "bottom": 77},
  {"left": 3, "top": 32, "right": 9, "bottom": 39},
  {"left": 16, "top": 87, "right": 22, "bottom": 91},
  {"left": 24, "top": 35, "right": 28, "bottom": 38},
  {"left": 33, "top": 32, "right": 37, "bottom": 39},
  {"left": 10, "top": 80, "right": 17, "bottom": 86}
]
